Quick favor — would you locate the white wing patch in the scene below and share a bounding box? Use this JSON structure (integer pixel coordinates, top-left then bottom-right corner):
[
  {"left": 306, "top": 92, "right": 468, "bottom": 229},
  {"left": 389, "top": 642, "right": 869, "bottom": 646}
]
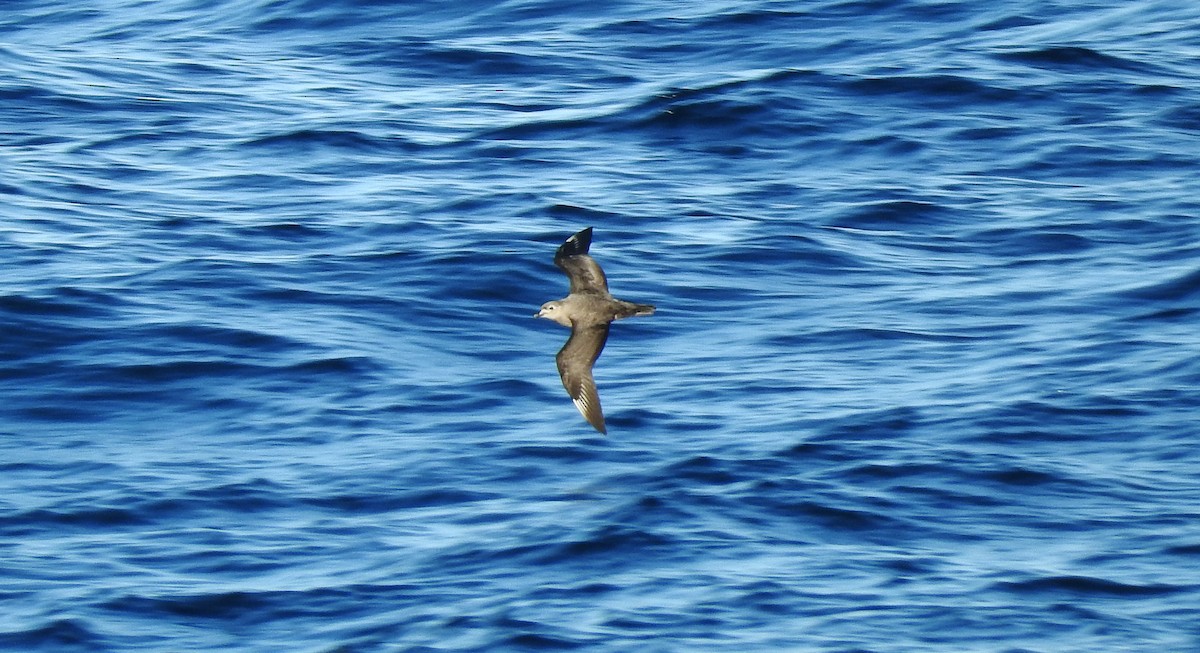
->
[
  {"left": 571, "top": 395, "right": 590, "bottom": 419},
  {"left": 567, "top": 376, "right": 605, "bottom": 433}
]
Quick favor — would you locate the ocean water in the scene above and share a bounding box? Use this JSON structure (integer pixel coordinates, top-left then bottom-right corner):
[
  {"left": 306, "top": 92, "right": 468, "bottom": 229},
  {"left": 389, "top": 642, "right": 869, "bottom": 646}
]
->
[{"left": 3, "top": 0, "right": 1200, "bottom": 651}]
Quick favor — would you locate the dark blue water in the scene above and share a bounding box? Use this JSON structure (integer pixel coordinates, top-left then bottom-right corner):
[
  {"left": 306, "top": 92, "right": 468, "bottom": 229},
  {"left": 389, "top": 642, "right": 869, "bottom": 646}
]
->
[{"left": 4, "top": 1, "right": 1200, "bottom": 650}]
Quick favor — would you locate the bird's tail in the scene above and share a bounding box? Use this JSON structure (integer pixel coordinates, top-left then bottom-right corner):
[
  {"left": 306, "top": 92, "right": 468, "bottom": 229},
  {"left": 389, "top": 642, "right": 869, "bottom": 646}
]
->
[{"left": 615, "top": 302, "right": 655, "bottom": 320}]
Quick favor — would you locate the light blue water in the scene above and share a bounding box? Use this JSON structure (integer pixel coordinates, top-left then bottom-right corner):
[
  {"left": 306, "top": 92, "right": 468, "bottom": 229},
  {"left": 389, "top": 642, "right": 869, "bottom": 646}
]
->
[{"left": 3, "top": 1, "right": 1200, "bottom": 651}]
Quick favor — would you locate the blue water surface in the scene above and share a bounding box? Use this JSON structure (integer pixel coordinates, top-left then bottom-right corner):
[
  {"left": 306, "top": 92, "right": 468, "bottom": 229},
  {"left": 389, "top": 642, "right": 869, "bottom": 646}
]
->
[{"left": 3, "top": 0, "right": 1200, "bottom": 651}]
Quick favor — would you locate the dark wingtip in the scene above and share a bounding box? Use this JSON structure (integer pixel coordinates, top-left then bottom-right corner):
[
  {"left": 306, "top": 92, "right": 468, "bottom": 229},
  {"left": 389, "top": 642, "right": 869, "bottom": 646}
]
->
[{"left": 556, "top": 227, "right": 594, "bottom": 259}]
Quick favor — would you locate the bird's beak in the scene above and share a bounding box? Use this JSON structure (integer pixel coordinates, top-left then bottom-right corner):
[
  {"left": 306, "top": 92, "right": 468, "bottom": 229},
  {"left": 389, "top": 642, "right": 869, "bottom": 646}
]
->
[{"left": 533, "top": 310, "right": 543, "bottom": 318}]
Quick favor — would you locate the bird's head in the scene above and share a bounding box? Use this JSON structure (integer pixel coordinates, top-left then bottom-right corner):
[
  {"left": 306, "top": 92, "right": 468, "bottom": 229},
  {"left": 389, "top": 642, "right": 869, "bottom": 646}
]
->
[{"left": 534, "top": 301, "right": 572, "bottom": 327}]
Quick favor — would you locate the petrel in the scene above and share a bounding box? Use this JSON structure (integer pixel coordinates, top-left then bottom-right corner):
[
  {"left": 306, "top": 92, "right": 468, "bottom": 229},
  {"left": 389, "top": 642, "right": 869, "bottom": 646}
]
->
[{"left": 535, "top": 227, "right": 655, "bottom": 434}]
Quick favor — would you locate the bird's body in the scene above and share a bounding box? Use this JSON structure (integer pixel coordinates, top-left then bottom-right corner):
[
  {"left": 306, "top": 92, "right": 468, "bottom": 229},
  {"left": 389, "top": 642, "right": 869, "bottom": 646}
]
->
[{"left": 535, "top": 227, "right": 654, "bottom": 434}]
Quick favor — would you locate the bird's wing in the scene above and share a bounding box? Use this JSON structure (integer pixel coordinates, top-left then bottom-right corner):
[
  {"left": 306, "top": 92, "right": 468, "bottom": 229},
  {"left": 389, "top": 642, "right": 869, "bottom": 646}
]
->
[
  {"left": 554, "top": 227, "right": 609, "bottom": 295},
  {"left": 556, "top": 323, "right": 610, "bottom": 434}
]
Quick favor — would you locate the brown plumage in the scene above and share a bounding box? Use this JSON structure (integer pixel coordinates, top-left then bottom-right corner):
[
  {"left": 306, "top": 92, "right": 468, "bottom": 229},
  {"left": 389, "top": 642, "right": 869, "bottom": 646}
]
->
[{"left": 534, "top": 227, "right": 655, "bottom": 434}]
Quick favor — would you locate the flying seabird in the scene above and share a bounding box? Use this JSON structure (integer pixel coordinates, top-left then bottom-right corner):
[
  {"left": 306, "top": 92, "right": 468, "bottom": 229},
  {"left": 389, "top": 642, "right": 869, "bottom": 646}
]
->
[{"left": 535, "top": 227, "right": 655, "bottom": 434}]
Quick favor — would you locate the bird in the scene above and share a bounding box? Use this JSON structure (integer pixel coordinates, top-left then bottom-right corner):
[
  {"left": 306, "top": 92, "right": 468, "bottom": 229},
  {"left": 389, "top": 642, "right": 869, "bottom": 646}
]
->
[{"left": 535, "top": 227, "right": 655, "bottom": 434}]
